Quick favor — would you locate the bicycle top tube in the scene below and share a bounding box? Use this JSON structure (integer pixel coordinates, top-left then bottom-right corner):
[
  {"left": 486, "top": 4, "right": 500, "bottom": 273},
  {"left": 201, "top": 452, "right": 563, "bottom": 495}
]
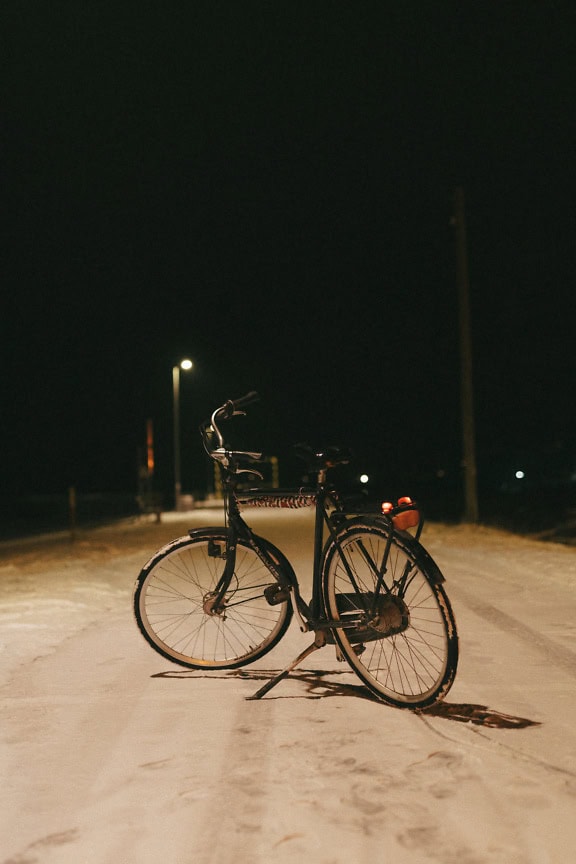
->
[{"left": 235, "top": 489, "right": 318, "bottom": 509}]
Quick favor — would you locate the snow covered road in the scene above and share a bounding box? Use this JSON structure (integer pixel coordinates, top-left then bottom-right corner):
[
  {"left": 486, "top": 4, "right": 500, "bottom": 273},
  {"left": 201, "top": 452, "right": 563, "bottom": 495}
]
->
[{"left": 1, "top": 511, "right": 575, "bottom": 863}]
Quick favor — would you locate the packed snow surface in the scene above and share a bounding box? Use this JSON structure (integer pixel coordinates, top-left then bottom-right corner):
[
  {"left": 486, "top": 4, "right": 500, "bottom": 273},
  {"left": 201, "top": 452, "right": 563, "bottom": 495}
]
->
[{"left": 1, "top": 510, "right": 575, "bottom": 863}]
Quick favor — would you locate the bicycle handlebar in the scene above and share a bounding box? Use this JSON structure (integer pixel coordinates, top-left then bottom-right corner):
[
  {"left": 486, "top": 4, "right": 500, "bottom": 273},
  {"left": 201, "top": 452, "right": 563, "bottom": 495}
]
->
[
  {"left": 226, "top": 390, "right": 260, "bottom": 414},
  {"left": 200, "top": 392, "right": 263, "bottom": 475}
]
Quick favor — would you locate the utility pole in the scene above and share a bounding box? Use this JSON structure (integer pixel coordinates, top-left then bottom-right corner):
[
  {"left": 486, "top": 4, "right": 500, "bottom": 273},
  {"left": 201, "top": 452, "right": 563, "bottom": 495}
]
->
[{"left": 453, "top": 186, "right": 479, "bottom": 523}]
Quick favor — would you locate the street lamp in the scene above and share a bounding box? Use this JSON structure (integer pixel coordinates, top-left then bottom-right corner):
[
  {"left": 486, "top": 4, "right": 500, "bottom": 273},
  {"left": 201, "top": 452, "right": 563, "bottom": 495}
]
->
[{"left": 172, "top": 358, "right": 193, "bottom": 511}]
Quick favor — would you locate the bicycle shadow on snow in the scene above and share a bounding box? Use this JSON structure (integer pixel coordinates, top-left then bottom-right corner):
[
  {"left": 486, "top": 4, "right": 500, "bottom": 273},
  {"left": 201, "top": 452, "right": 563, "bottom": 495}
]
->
[{"left": 152, "top": 667, "right": 540, "bottom": 730}]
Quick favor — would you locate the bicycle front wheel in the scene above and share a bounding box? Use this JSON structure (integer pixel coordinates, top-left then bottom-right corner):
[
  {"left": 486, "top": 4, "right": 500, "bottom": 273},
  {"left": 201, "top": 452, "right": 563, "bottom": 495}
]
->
[
  {"left": 134, "top": 531, "right": 292, "bottom": 669},
  {"left": 323, "top": 521, "right": 458, "bottom": 708}
]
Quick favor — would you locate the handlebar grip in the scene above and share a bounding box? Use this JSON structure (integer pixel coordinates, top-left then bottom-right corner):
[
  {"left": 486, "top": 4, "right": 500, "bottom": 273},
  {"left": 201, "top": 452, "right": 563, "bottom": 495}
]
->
[{"left": 230, "top": 391, "right": 260, "bottom": 412}]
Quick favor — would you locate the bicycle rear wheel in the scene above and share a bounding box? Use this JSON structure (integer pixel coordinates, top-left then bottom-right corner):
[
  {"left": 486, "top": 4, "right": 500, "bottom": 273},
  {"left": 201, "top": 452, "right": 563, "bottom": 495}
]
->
[
  {"left": 322, "top": 520, "right": 458, "bottom": 708},
  {"left": 134, "top": 530, "right": 293, "bottom": 669}
]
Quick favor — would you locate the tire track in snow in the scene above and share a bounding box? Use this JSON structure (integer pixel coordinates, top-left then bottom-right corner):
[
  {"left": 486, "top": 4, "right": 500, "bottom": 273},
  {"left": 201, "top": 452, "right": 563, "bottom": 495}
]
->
[
  {"left": 450, "top": 583, "right": 576, "bottom": 679},
  {"left": 191, "top": 697, "right": 276, "bottom": 864}
]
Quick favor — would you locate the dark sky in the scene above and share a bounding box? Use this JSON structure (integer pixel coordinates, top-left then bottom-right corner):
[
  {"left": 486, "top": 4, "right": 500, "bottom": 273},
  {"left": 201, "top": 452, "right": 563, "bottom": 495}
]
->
[{"left": 2, "top": 2, "right": 575, "bottom": 499}]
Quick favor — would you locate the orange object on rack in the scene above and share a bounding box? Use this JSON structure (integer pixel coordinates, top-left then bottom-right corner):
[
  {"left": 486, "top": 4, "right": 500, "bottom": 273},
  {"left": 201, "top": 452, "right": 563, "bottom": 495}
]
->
[{"left": 381, "top": 496, "right": 420, "bottom": 530}]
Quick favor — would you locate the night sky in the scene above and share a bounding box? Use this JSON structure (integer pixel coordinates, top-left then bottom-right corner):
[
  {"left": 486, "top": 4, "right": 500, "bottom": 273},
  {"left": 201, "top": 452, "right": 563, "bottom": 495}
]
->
[{"left": 2, "top": 3, "right": 575, "bottom": 507}]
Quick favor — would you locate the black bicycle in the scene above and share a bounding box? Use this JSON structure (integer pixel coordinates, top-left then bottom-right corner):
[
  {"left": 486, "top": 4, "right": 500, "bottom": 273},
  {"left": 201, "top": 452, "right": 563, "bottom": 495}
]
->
[{"left": 133, "top": 392, "right": 458, "bottom": 709}]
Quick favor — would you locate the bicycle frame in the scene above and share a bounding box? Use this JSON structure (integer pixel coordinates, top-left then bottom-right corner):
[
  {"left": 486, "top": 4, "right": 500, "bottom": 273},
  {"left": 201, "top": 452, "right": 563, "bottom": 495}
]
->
[
  {"left": 198, "top": 470, "right": 403, "bottom": 639},
  {"left": 197, "top": 391, "right": 444, "bottom": 644}
]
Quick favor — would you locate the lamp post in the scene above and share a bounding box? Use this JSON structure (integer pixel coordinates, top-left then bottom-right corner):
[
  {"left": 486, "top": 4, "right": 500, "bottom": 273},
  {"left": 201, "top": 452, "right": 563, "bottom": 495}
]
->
[{"left": 172, "top": 358, "right": 193, "bottom": 511}]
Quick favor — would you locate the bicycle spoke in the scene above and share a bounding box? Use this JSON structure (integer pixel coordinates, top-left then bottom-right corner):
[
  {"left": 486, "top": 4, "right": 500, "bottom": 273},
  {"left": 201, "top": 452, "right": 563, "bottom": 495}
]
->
[
  {"left": 323, "top": 521, "right": 458, "bottom": 708},
  {"left": 134, "top": 533, "right": 292, "bottom": 669}
]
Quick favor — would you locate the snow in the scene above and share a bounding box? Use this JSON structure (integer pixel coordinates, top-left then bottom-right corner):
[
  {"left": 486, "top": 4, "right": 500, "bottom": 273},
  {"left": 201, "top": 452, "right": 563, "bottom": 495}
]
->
[{"left": 1, "top": 509, "right": 576, "bottom": 863}]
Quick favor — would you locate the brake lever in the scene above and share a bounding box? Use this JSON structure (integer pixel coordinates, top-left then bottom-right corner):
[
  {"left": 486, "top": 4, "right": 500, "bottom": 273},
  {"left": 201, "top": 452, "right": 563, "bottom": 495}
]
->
[{"left": 236, "top": 468, "right": 264, "bottom": 480}]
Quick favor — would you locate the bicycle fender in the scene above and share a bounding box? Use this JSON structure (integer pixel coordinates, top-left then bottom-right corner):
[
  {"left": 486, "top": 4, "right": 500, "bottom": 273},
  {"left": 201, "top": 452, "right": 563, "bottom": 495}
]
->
[
  {"left": 250, "top": 533, "right": 299, "bottom": 590},
  {"left": 332, "top": 515, "right": 446, "bottom": 585},
  {"left": 185, "top": 526, "right": 299, "bottom": 590},
  {"left": 187, "top": 526, "right": 224, "bottom": 540},
  {"left": 404, "top": 536, "right": 446, "bottom": 584},
  {"left": 140, "top": 534, "right": 193, "bottom": 571}
]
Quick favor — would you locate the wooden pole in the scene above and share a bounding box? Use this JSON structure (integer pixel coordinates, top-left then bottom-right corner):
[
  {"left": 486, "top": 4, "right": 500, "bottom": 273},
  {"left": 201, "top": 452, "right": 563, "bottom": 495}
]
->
[
  {"left": 68, "top": 485, "right": 77, "bottom": 540},
  {"left": 453, "top": 186, "right": 479, "bottom": 523}
]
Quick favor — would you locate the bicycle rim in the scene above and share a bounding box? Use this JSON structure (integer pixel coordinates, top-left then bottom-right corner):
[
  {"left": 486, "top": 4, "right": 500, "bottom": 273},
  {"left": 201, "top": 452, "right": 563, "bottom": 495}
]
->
[
  {"left": 323, "top": 522, "right": 458, "bottom": 708},
  {"left": 134, "top": 532, "right": 292, "bottom": 669}
]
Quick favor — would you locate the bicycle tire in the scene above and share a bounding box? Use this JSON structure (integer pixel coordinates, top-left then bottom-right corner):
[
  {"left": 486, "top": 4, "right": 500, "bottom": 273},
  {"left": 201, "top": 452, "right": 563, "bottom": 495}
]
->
[
  {"left": 322, "top": 520, "right": 458, "bottom": 708},
  {"left": 134, "top": 530, "right": 293, "bottom": 669}
]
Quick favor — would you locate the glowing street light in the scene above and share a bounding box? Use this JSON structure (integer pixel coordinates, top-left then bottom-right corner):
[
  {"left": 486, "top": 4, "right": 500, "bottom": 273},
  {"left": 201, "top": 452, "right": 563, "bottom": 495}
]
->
[{"left": 172, "top": 358, "right": 193, "bottom": 511}]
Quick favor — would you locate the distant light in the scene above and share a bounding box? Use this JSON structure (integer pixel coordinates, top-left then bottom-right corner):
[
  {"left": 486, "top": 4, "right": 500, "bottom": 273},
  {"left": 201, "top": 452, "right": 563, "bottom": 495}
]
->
[
  {"left": 180, "top": 359, "right": 193, "bottom": 370},
  {"left": 515, "top": 470, "right": 525, "bottom": 480},
  {"left": 360, "top": 474, "right": 369, "bottom": 484}
]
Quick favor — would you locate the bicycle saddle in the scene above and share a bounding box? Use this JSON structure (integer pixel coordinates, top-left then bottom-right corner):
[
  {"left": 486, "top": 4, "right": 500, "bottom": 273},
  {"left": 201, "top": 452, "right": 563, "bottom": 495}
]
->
[{"left": 293, "top": 443, "right": 352, "bottom": 471}]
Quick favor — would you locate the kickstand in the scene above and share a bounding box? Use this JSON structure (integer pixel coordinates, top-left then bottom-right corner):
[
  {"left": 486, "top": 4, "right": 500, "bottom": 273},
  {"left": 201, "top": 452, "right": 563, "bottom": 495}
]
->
[{"left": 246, "top": 633, "right": 326, "bottom": 700}]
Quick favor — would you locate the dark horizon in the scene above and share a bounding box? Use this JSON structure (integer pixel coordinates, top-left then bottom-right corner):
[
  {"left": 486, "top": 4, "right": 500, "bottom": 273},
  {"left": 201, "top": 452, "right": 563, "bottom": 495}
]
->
[{"left": 2, "top": 3, "right": 574, "bottom": 512}]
